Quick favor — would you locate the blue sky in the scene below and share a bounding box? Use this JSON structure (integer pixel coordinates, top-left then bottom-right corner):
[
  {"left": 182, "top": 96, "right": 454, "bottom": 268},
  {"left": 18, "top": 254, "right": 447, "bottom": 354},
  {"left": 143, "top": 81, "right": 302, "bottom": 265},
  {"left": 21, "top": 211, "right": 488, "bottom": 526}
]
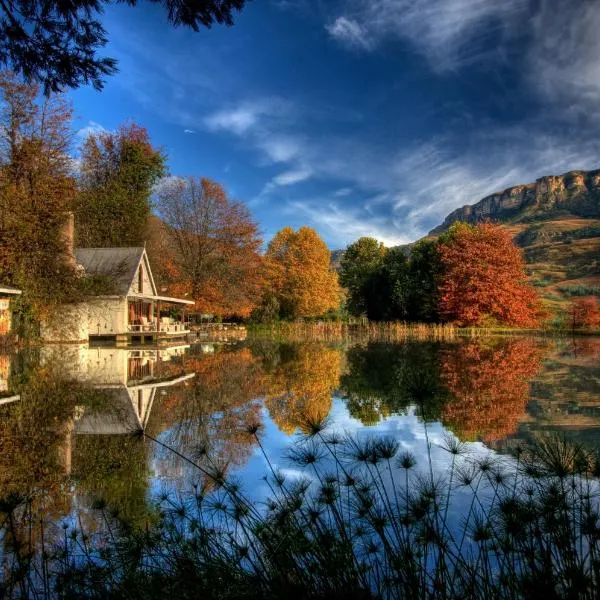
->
[{"left": 69, "top": 0, "right": 600, "bottom": 248}]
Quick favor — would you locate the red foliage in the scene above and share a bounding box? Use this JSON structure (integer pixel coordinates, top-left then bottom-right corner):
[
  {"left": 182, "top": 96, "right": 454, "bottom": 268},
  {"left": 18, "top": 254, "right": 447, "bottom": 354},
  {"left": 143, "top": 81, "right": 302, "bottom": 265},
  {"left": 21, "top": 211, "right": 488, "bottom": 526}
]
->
[
  {"left": 437, "top": 222, "right": 543, "bottom": 327},
  {"left": 568, "top": 296, "right": 600, "bottom": 329},
  {"left": 440, "top": 339, "right": 544, "bottom": 442}
]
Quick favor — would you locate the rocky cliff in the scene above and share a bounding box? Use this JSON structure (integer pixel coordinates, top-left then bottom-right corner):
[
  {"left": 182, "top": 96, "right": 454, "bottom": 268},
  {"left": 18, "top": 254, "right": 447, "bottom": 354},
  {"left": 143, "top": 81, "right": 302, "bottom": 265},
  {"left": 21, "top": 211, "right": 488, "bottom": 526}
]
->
[{"left": 429, "top": 169, "right": 600, "bottom": 235}]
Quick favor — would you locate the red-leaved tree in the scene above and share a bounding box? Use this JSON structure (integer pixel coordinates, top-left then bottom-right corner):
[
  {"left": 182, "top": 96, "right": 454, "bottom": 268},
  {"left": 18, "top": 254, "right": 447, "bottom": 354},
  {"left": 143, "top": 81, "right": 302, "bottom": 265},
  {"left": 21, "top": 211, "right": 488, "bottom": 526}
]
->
[
  {"left": 437, "top": 222, "right": 543, "bottom": 327},
  {"left": 568, "top": 296, "right": 600, "bottom": 330}
]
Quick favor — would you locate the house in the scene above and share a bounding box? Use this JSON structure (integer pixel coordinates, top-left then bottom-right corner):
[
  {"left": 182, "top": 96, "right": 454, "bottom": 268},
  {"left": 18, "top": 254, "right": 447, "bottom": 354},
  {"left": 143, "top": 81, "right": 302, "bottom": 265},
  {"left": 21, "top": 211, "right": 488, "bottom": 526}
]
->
[
  {"left": 41, "top": 225, "right": 194, "bottom": 344},
  {"left": 0, "top": 284, "right": 21, "bottom": 336}
]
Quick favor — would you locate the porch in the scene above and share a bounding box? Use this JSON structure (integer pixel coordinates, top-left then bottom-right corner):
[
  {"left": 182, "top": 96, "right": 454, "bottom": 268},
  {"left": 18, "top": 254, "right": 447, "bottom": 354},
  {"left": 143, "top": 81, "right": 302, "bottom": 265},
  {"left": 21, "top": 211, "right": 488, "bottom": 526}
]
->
[{"left": 127, "top": 294, "right": 194, "bottom": 335}]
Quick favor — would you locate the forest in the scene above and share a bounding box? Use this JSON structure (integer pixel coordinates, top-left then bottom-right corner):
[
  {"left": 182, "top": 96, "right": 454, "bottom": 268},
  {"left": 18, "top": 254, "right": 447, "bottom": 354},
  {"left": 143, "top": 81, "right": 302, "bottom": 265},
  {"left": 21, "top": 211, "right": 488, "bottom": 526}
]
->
[{"left": 0, "top": 70, "right": 598, "bottom": 334}]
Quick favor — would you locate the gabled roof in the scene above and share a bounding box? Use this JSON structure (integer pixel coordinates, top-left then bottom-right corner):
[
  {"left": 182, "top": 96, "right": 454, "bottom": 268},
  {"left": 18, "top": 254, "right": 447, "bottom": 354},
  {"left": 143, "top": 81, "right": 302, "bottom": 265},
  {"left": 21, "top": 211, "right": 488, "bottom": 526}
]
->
[{"left": 75, "top": 247, "right": 148, "bottom": 296}]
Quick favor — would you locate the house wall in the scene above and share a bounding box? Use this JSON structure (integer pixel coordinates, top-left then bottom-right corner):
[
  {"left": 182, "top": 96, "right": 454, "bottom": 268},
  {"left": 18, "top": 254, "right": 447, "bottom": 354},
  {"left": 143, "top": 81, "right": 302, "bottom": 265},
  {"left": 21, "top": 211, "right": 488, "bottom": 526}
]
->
[
  {"left": 0, "top": 296, "right": 14, "bottom": 335},
  {"left": 41, "top": 297, "right": 128, "bottom": 342},
  {"left": 129, "top": 257, "right": 154, "bottom": 296}
]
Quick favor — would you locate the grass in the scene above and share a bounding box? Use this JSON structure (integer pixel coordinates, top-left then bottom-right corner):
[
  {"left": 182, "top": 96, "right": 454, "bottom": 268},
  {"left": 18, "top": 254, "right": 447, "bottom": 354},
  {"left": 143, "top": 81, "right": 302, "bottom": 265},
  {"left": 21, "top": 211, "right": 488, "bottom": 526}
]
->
[
  {"left": 3, "top": 419, "right": 600, "bottom": 599},
  {"left": 248, "top": 321, "right": 600, "bottom": 343},
  {"left": 249, "top": 321, "right": 459, "bottom": 343}
]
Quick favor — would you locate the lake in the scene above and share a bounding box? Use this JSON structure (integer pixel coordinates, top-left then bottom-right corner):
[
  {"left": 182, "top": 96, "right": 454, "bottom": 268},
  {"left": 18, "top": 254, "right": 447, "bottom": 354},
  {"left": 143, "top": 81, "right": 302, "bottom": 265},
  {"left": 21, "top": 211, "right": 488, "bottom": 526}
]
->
[
  {"left": 1, "top": 336, "right": 599, "bottom": 525},
  {"left": 1, "top": 335, "right": 600, "bottom": 596}
]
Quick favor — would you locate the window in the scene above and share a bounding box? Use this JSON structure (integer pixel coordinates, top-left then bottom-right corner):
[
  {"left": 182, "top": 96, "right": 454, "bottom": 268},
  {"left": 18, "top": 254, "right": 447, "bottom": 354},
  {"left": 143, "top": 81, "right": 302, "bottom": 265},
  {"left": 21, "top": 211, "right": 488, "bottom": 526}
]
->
[{"left": 138, "top": 265, "right": 143, "bottom": 293}]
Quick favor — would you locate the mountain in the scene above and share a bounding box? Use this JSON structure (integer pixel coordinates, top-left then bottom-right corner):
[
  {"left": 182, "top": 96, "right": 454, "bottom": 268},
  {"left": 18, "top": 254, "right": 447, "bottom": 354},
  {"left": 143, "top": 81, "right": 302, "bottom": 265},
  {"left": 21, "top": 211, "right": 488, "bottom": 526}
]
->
[
  {"left": 332, "top": 169, "right": 600, "bottom": 316},
  {"left": 429, "top": 168, "right": 600, "bottom": 315},
  {"left": 429, "top": 169, "right": 600, "bottom": 235}
]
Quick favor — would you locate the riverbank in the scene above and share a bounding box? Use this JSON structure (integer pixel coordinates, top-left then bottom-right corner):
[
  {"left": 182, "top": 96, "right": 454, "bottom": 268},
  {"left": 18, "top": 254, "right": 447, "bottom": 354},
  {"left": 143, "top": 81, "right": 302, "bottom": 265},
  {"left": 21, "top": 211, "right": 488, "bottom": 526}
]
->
[{"left": 248, "top": 321, "right": 600, "bottom": 343}]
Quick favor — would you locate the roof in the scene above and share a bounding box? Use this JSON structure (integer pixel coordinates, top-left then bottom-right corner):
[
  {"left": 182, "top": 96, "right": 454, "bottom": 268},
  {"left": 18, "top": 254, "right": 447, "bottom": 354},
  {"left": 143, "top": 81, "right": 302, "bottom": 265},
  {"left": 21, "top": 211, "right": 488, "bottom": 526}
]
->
[
  {"left": 0, "top": 284, "right": 22, "bottom": 296},
  {"left": 75, "top": 247, "right": 145, "bottom": 296}
]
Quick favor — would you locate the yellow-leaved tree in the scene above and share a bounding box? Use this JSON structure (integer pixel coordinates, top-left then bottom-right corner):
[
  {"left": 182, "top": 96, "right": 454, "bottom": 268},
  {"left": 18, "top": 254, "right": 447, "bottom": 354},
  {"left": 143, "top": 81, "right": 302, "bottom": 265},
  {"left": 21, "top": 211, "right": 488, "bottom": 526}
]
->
[{"left": 265, "top": 226, "right": 340, "bottom": 319}]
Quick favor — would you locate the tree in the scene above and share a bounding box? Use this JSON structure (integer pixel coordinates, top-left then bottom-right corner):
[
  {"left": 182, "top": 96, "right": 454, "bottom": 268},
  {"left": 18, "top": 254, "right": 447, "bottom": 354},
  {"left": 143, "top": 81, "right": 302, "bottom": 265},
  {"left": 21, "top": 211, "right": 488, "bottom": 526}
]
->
[
  {"left": 404, "top": 239, "right": 441, "bottom": 322},
  {"left": 437, "top": 222, "right": 543, "bottom": 327},
  {"left": 265, "top": 226, "right": 340, "bottom": 319},
  {"left": 568, "top": 296, "right": 600, "bottom": 330},
  {"left": 440, "top": 338, "right": 543, "bottom": 442},
  {"left": 262, "top": 343, "right": 341, "bottom": 434},
  {"left": 0, "top": 0, "right": 248, "bottom": 93},
  {"left": 154, "top": 176, "right": 265, "bottom": 317},
  {"left": 339, "top": 237, "right": 386, "bottom": 317},
  {"left": 75, "top": 123, "right": 165, "bottom": 247},
  {"left": 0, "top": 71, "right": 78, "bottom": 322}
]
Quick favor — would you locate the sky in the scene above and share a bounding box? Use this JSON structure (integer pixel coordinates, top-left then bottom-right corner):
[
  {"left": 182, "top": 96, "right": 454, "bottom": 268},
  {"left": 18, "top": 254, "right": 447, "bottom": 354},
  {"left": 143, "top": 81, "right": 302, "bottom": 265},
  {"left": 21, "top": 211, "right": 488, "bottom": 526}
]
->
[{"left": 69, "top": 0, "right": 600, "bottom": 249}]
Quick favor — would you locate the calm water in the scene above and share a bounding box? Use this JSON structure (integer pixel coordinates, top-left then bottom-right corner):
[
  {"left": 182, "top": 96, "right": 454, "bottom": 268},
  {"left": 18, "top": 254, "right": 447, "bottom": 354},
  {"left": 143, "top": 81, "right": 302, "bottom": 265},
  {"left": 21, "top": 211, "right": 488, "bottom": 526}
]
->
[{"left": 1, "top": 336, "right": 599, "bottom": 528}]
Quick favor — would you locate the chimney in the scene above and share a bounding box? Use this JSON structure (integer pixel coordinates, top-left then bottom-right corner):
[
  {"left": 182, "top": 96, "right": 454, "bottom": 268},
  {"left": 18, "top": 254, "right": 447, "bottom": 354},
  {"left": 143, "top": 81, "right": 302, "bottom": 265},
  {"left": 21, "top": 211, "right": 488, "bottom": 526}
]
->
[{"left": 61, "top": 211, "right": 76, "bottom": 268}]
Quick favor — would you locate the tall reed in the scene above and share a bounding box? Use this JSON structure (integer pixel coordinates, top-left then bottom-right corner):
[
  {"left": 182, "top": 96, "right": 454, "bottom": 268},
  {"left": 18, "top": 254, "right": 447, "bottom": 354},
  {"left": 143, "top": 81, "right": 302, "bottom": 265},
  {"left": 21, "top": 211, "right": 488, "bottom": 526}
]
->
[{"left": 2, "top": 423, "right": 600, "bottom": 599}]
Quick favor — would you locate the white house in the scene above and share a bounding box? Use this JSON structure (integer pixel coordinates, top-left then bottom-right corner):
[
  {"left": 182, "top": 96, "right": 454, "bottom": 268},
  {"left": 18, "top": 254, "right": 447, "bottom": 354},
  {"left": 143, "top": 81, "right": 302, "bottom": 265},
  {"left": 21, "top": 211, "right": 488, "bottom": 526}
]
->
[
  {"left": 0, "top": 284, "right": 21, "bottom": 336},
  {"left": 41, "top": 245, "right": 194, "bottom": 344}
]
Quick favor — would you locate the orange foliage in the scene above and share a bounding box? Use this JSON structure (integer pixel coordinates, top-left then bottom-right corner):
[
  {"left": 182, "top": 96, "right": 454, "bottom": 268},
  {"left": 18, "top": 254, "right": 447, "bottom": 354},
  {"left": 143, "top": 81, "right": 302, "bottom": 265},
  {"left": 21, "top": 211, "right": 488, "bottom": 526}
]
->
[
  {"left": 148, "top": 348, "right": 265, "bottom": 471},
  {"left": 568, "top": 296, "right": 600, "bottom": 329},
  {"left": 266, "top": 226, "right": 340, "bottom": 318},
  {"left": 263, "top": 344, "right": 342, "bottom": 434},
  {"left": 438, "top": 222, "right": 543, "bottom": 327},
  {"left": 152, "top": 178, "right": 266, "bottom": 317},
  {"left": 440, "top": 339, "right": 543, "bottom": 442}
]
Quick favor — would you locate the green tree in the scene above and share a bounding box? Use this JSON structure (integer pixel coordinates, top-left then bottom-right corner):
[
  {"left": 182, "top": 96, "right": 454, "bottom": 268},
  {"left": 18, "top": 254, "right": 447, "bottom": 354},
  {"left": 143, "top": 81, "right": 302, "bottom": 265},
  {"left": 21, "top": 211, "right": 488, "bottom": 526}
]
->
[
  {"left": 404, "top": 239, "right": 441, "bottom": 322},
  {"left": 339, "top": 237, "right": 386, "bottom": 317},
  {"left": 75, "top": 123, "right": 166, "bottom": 247},
  {"left": 0, "top": 0, "right": 248, "bottom": 93}
]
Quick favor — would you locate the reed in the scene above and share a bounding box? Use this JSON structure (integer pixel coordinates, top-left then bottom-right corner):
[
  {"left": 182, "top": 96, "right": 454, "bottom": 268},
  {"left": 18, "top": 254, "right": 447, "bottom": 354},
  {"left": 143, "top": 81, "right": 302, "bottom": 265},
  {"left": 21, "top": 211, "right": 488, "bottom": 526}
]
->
[
  {"left": 249, "top": 321, "right": 459, "bottom": 343},
  {"left": 2, "top": 423, "right": 600, "bottom": 599}
]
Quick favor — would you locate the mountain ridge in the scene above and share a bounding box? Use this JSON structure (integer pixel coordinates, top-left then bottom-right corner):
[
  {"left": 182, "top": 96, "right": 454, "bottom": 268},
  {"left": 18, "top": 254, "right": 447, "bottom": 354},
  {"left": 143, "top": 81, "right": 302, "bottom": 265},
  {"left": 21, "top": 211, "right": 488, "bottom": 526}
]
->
[{"left": 429, "top": 168, "right": 600, "bottom": 235}]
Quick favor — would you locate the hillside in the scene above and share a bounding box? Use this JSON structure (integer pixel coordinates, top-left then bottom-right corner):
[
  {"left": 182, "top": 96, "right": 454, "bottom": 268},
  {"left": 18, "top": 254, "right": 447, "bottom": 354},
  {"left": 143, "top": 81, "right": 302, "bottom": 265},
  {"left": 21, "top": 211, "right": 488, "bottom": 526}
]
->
[{"left": 428, "top": 169, "right": 600, "bottom": 315}]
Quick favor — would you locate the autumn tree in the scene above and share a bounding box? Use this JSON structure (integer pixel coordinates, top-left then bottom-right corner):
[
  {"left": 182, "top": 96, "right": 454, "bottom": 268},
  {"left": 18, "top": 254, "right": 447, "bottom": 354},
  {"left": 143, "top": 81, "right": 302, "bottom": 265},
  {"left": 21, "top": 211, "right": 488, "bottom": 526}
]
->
[
  {"left": 265, "top": 226, "right": 340, "bottom": 319},
  {"left": 440, "top": 338, "right": 543, "bottom": 442},
  {"left": 154, "top": 176, "right": 265, "bottom": 317},
  {"left": 75, "top": 123, "right": 165, "bottom": 247},
  {"left": 339, "top": 237, "right": 386, "bottom": 316},
  {"left": 147, "top": 346, "right": 264, "bottom": 477},
  {"left": 437, "top": 222, "right": 543, "bottom": 327},
  {"left": 0, "top": 71, "right": 78, "bottom": 323},
  {"left": 262, "top": 343, "right": 342, "bottom": 434},
  {"left": 568, "top": 296, "right": 600, "bottom": 330},
  {"left": 0, "top": 0, "right": 248, "bottom": 93}
]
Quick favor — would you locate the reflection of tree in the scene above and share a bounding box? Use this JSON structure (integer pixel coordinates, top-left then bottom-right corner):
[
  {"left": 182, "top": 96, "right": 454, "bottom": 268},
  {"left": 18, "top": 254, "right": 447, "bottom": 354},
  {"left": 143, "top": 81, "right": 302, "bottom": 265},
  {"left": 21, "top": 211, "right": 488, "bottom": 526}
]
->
[
  {"left": 262, "top": 343, "right": 342, "bottom": 434},
  {"left": 72, "top": 433, "right": 151, "bottom": 527},
  {"left": 147, "top": 347, "right": 264, "bottom": 475},
  {"left": 441, "top": 339, "right": 543, "bottom": 442},
  {"left": 0, "top": 366, "right": 109, "bottom": 561},
  {"left": 340, "top": 343, "right": 446, "bottom": 425}
]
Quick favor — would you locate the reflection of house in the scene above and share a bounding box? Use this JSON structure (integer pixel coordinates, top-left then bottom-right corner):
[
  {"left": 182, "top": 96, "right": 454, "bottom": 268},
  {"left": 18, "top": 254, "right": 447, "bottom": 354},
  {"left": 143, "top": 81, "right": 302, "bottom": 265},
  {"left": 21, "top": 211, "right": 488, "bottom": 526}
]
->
[
  {"left": 0, "top": 284, "right": 21, "bottom": 336},
  {"left": 41, "top": 245, "right": 194, "bottom": 344},
  {"left": 0, "top": 351, "right": 20, "bottom": 405},
  {"left": 44, "top": 346, "right": 195, "bottom": 473}
]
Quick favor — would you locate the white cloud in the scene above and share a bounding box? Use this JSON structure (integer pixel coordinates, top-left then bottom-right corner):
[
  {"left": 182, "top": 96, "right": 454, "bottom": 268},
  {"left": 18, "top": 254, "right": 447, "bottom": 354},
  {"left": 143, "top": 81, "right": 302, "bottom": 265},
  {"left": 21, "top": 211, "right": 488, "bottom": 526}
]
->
[
  {"left": 333, "top": 187, "right": 353, "bottom": 197},
  {"left": 326, "top": 16, "right": 372, "bottom": 51},
  {"left": 327, "top": 0, "right": 527, "bottom": 69},
  {"left": 261, "top": 167, "right": 313, "bottom": 195},
  {"left": 204, "top": 104, "right": 263, "bottom": 135},
  {"left": 75, "top": 120, "right": 107, "bottom": 141},
  {"left": 184, "top": 129, "right": 196, "bottom": 134},
  {"left": 528, "top": 0, "right": 600, "bottom": 122},
  {"left": 287, "top": 199, "right": 409, "bottom": 247}
]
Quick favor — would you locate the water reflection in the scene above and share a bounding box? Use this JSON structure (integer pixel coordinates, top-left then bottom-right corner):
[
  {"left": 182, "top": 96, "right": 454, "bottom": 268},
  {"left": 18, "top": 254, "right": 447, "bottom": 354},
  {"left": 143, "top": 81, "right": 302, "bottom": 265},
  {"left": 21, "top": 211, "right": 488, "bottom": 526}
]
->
[{"left": 1, "top": 337, "right": 600, "bottom": 533}]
